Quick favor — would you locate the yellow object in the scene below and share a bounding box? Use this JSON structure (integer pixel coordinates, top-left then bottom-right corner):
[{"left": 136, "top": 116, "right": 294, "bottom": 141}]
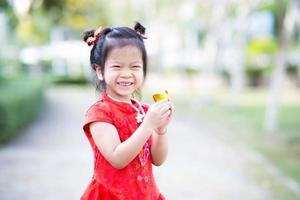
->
[{"left": 152, "top": 90, "right": 169, "bottom": 102}]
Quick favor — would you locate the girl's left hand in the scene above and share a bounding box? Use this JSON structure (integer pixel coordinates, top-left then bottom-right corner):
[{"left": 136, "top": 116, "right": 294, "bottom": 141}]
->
[{"left": 155, "top": 101, "right": 174, "bottom": 135}]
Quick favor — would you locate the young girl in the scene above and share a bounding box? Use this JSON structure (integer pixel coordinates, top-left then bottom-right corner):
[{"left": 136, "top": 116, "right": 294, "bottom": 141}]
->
[{"left": 81, "top": 22, "right": 173, "bottom": 200}]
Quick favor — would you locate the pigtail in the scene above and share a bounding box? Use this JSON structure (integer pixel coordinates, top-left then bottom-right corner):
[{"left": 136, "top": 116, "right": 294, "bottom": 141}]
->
[
  {"left": 134, "top": 22, "right": 146, "bottom": 35},
  {"left": 83, "top": 29, "right": 95, "bottom": 42},
  {"left": 134, "top": 22, "right": 147, "bottom": 39}
]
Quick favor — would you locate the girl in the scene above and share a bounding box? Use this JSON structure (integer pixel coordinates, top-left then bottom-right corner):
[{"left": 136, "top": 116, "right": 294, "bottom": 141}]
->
[{"left": 81, "top": 22, "right": 173, "bottom": 200}]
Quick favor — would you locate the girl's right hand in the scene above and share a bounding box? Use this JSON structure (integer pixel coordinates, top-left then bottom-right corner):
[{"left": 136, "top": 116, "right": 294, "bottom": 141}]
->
[{"left": 143, "top": 99, "right": 172, "bottom": 132}]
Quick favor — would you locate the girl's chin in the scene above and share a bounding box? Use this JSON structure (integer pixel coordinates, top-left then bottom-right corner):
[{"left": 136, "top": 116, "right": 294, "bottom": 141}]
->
[
  {"left": 118, "top": 91, "right": 134, "bottom": 98},
  {"left": 116, "top": 85, "right": 136, "bottom": 94},
  {"left": 114, "top": 90, "right": 135, "bottom": 100}
]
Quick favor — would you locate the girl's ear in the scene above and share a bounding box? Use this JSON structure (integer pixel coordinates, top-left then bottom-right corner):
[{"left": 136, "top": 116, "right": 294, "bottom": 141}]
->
[{"left": 95, "top": 64, "right": 104, "bottom": 81}]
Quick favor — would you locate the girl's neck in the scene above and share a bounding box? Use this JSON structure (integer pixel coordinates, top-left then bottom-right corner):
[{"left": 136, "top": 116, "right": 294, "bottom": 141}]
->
[{"left": 105, "top": 91, "right": 133, "bottom": 104}]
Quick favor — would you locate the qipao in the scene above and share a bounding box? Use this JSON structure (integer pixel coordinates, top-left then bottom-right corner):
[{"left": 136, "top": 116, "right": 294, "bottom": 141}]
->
[{"left": 81, "top": 91, "right": 165, "bottom": 200}]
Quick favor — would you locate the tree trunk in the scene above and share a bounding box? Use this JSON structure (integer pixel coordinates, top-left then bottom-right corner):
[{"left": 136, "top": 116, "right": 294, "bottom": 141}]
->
[
  {"left": 264, "top": 45, "right": 287, "bottom": 133},
  {"left": 228, "top": 3, "right": 250, "bottom": 108},
  {"left": 264, "top": 0, "right": 292, "bottom": 133}
]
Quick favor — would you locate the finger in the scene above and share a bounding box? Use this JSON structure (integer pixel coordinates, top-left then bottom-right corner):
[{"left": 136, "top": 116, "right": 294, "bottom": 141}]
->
[
  {"left": 152, "top": 101, "right": 169, "bottom": 112},
  {"left": 160, "top": 104, "right": 171, "bottom": 114},
  {"left": 161, "top": 110, "right": 171, "bottom": 118},
  {"left": 167, "top": 104, "right": 173, "bottom": 117},
  {"left": 170, "top": 104, "right": 174, "bottom": 113}
]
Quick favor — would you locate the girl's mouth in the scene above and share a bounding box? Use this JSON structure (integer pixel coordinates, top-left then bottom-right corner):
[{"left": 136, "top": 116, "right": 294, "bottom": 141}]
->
[{"left": 117, "top": 82, "right": 133, "bottom": 86}]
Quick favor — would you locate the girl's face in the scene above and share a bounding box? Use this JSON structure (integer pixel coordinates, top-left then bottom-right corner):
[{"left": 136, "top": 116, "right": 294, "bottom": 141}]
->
[{"left": 99, "top": 45, "right": 144, "bottom": 102}]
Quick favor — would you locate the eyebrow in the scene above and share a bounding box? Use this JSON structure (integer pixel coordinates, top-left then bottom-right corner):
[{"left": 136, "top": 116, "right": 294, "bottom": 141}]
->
[{"left": 107, "top": 60, "right": 143, "bottom": 65}]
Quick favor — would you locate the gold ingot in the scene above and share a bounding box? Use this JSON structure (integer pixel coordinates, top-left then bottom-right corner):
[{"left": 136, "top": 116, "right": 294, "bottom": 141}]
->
[{"left": 152, "top": 90, "right": 169, "bottom": 102}]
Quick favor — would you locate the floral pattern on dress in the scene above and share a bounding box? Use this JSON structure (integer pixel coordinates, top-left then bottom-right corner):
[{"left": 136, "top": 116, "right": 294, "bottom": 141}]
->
[{"left": 139, "top": 142, "right": 150, "bottom": 166}]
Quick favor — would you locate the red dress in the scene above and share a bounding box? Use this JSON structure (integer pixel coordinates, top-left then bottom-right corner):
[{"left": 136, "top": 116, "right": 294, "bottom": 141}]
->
[{"left": 81, "top": 91, "right": 165, "bottom": 200}]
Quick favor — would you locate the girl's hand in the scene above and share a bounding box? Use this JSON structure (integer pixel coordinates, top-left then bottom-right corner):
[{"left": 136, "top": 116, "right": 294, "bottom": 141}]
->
[
  {"left": 155, "top": 101, "right": 174, "bottom": 135},
  {"left": 143, "top": 100, "right": 174, "bottom": 134}
]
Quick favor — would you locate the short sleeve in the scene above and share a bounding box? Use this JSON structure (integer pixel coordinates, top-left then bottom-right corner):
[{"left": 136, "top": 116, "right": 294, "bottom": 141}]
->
[{"left": 82, "top": 102, "right": 113, "bottom": 137}]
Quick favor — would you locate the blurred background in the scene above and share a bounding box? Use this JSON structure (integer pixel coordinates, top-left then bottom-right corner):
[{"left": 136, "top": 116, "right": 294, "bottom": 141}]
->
[{"left": 0, "top": 0, "right": 300, "bottom": 199}]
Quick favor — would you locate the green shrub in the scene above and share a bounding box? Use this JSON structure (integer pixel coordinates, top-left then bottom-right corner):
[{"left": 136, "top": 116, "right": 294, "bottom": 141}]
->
[
  {"left": 0, "top": 77, "right": 45, "bottom": 144},
  {"left": 51, "top": 75, "right": 88, "bottom": 85},
  {"left": 286, "top": 63, "right": 298, "bottom": 75},
  {"left": 245, "top": 38, "right": 278, "bottom": 87},
  {"left": 245, "top": 65, "right": 272, "bottom": 87}
]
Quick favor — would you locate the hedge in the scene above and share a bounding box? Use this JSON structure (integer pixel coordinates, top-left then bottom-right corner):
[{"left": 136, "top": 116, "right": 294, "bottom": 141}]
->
[
  {"left": 0, "top": 77, "right": 45, "bottom": 144},
  {"left": 51, "top": 75, "right": 88, "bottom": 85}
]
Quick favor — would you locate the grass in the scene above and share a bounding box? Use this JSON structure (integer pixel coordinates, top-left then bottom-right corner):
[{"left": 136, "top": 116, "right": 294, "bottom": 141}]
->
[{"left": 169, "top": 87, "right": 300, "bottom": 199}]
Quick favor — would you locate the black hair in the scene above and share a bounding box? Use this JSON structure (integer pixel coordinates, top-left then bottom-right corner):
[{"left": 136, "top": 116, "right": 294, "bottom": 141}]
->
[{"left": 83, "top": 22, "right": 148, "bottom": 96}]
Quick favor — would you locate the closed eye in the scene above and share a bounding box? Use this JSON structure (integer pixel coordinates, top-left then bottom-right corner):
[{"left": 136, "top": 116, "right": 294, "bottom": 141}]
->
[
  {"left": 111, "top": 65, "right": 121, "bottom": 69},
  {"left": 132, "top": 66, "right": 142, "bottom": 69}
]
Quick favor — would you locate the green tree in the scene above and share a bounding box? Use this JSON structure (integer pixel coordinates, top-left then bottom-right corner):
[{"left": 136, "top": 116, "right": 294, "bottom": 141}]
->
[{"left": 265, "top": 0, "right": 299, "bottom": 133}]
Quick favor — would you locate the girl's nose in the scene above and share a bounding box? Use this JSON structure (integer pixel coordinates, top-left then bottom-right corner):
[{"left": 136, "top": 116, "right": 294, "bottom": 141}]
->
[{"left": 120, "top": 69, "right": 133, "bottom": 78}]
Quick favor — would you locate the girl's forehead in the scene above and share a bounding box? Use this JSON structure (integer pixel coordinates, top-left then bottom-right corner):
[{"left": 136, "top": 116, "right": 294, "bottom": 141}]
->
[{"left": 106, "top": 45, "right": 143, "bottom": 63}]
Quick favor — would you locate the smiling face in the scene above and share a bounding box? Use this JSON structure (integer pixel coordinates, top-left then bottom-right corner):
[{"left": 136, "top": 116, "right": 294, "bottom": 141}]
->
[{"left": 97, "top": 45, "right": 144, "bottom": 102}]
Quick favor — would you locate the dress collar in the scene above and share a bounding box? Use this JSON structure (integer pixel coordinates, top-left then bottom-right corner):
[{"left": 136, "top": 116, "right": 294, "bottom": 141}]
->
[{"left": 101, "top": 91, "right": 145, "bottom": 117}]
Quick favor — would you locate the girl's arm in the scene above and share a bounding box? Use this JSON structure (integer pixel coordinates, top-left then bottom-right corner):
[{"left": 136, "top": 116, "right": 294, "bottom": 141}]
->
[
  {"left": 90, "top": 121, "right": 153, "bottom": 170},
  {"left": 151, "top": 130, "right": 168, "bottom": 166},
  {"left": 90, "top": 100, "right": 170, "bottom": 170},
  {"left": 151, "top": 102, "right": 174, "bottom": 166}
]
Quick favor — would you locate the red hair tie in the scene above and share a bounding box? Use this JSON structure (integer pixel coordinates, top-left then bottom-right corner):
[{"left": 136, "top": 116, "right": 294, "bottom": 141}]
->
[{"left": 86, "top": 26, "right": 103, "bottom": 46}]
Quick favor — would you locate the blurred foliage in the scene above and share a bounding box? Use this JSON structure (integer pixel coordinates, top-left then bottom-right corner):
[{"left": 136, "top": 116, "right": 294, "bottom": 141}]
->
[
  {"left": 0, "top": 0, "right": 18, "bottom": 29},
  {"left": 286, "top": 64, "right": 300, "bottom": 86},
  {"left": 184, "top": 67, "right": 201, "bottom": 77},
  {"left": 0, "top": 57, "right": 23, "bottom": 77},
  {"left": 0, "top": 0, "right": 113, "bottom": 45},
  {"left": 272, "top": 0, "right": 289, "bottom": 38},
  {"left": 245, "top": 38, "right": 278, "bottom": 86},
  {"left": 286, "top": 64, "right": 298, "bottom": 75},
  {"left": 246, "top": 38, "right": 279, "bottom": 56},
  {"left": 16, "top": 12, "right": 51, "bottom": 45},
  {"left": 51, "top": 75, "right": 88, "bottom": 85},
  {"left": 245, "top": 66, "right": 272, "bottom": 87},
  {"left": 258, "top": 1, "right": 278, "bottom": 13},
  {"left": 40, "top": 0, "right": 110, "bottom": 30},
  {"left": 257, "top": 0, "right": 289, "bottom": 38},
  {"left": 0, "top": 76, "right": 45, "bottom": 144}
]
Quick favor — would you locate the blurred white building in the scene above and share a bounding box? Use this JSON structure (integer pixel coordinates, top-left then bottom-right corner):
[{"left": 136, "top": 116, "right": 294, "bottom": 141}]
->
[{"left": 19, "top": 40, "right": 90, "bottom": 77}]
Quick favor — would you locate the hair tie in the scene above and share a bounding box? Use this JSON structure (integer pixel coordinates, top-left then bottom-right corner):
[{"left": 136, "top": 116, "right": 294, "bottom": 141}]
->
[
  {"left": 86, "top": 26, "right": 103, "bottom": 46},
  {"left": 136, "top": 32, "right": 148, "bottom": 39}
]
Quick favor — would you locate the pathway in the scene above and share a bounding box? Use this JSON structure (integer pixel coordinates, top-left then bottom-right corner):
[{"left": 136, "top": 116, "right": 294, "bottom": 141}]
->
[{"left": 0, "top": 86, "right": 273, "bottom": 200}]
